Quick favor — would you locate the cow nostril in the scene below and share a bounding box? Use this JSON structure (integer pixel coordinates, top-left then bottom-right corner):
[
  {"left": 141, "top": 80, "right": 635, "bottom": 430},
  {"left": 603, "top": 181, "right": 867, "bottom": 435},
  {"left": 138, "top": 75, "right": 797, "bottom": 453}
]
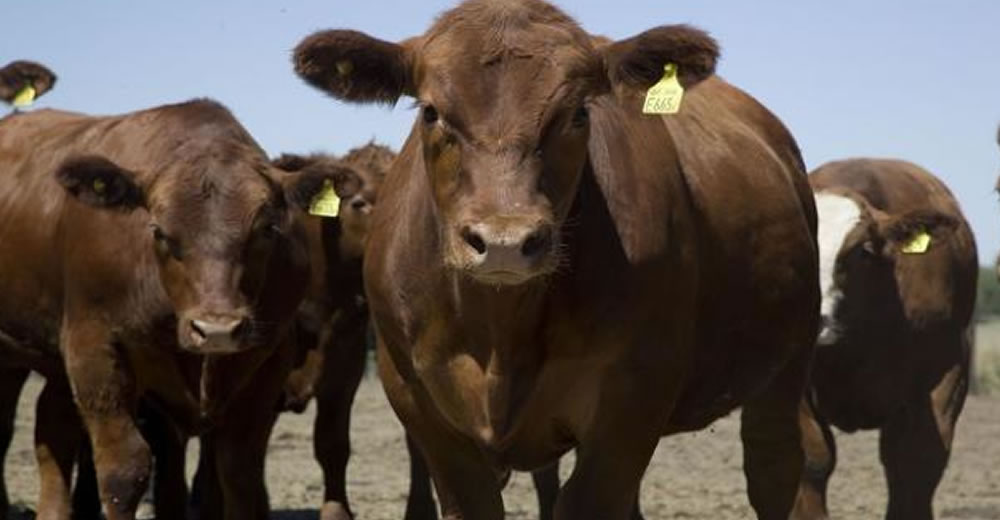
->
[
  {"left": 521, "top": 228, "right": 552, "bottom": 258},
  {"left": 190, "top": 320, "right": 207, "bottom": 343},
  {"left": 231, "top": 318, "right": 248, "bottom": 339},
  {"left": 461, "top": 226, "right": 487, "bottom": 255}
]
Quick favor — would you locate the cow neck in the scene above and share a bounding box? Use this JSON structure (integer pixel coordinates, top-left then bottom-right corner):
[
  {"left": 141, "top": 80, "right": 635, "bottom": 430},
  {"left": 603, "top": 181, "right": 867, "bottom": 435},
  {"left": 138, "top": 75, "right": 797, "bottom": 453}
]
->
[{"left": 446, "top": 272, "right": 549, "bottom": 442}]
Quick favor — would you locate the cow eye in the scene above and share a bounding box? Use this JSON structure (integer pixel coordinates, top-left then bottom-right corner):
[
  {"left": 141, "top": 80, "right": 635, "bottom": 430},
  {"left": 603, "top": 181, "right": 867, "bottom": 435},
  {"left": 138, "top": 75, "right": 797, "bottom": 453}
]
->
[
  {"left": 422, "top": 104, "right": 439, "bottom": 125},
  {"left": 570, "top": 106, "right": 589, "bottom": 129},
  {"left": 151, "top": 225, "right": 181, "bottom": 259}
]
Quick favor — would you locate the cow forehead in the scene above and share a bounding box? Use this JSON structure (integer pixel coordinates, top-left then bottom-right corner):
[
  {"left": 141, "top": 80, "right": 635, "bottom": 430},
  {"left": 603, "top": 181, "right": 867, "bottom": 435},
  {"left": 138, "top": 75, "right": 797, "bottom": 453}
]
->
[
  {"left": 151, "top": 164, "right": 275, "bottom": 232},
  {"left": 815, "top": 192, "right": 863, "bottom": 313}
]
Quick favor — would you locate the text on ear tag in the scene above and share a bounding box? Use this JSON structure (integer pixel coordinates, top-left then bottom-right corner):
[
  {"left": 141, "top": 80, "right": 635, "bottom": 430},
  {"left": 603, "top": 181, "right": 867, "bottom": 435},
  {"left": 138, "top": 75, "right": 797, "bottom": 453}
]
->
[
  {"left": 642, "top": 63, "right": 684, "bottom": 115},
  {"left": 12, "top": 84, "right": 36, "bottom": 108},
  {"left": 308, "top": 179, "right": 341, "bottom": 218},
  {"left": 901, "top": 230, "right": 932, "bottom": 254}
]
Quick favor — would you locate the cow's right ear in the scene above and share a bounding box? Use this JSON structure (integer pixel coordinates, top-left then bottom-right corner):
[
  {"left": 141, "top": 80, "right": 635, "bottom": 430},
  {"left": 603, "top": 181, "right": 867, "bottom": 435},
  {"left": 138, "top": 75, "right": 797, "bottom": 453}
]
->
[
  {"left": 55, "top": 155, "right": 145, "bottom": 211},
  {"left": 293, "top": 30, "right": 417, "bottom": 104},
  {"left": 271, "top": 153, "right": 313, "bottom": 172},
  {"left": 281, "top": 164, "right": 363, "bottom": 212}
]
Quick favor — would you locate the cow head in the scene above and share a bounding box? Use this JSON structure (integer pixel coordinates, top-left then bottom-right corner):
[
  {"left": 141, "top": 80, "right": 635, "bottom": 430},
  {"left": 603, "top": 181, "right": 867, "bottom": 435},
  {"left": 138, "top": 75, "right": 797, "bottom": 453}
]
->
[
  {"left": 272, "top": 143, "right": 391, "bottom": 260},
  {"left": 815, "top": 190, "right": 961, "bottom": 345},
  {"left": 0, "top": 60, "right": 57, "bottom": 105},
  {"left": 293, "top": 0, "right": 717, "bottom": 285},
  {"left": 55, "top": 147, "right": 361, "bottom": 354}
]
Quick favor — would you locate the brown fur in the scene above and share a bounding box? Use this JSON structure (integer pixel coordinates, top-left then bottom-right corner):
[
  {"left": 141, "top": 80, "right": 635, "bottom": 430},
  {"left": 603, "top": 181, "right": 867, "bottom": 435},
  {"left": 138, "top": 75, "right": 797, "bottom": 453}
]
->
[
  {"left": 295, "top": 1, "right": 818, "bottom": 518},
  {"left": 0, "top": 60, "right": 56, "bottom": 104},
  {"left": 0, "top": 99, "right": 348, "bottom": 520},
  {"left": 795, "top": 159, "right": 977, "bottom": 520},
  {"left": 273, "top": 144, "right": 390, "bottom": 520}
]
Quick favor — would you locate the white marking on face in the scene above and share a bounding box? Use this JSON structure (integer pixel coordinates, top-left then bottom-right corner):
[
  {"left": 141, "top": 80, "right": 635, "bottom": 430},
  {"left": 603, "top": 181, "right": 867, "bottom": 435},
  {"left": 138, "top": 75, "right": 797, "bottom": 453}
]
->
[{"left": 814, "top": 192, "right": 862, "bottom": 345}]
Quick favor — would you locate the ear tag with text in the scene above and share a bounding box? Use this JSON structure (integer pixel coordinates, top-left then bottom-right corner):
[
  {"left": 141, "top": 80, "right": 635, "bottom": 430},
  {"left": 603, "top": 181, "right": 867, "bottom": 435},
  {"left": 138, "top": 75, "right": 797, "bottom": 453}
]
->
[
  {"left": 901, "top": 230, "right": 932, "bottom": 254},
  {"left": 12, "top": 84, "right": 36, "bottom": 107},
  {"left": 308, "top": 179, "right": 341, "bottom": 218},
  {"left": 642, "top": 63, "right": 684, "bottom": 115}
]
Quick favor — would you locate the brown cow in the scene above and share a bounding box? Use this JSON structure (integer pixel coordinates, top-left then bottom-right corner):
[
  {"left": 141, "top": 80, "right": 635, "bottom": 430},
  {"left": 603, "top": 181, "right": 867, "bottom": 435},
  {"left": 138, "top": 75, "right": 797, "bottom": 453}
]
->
[
  {"left": 271, "top": 144, "right": 392, "bottom": 520},
  {"left": 0, "top": 99, "right": 358, "bottom": 520},
  {"left": 293, "top": 1, "right": 820, "bottom": 518},
  {"left": 795, "top": 159, "right": 976, "bottom": 520},
  {"left": 0, "top": 60, "right": 56, "bottom": 106}
]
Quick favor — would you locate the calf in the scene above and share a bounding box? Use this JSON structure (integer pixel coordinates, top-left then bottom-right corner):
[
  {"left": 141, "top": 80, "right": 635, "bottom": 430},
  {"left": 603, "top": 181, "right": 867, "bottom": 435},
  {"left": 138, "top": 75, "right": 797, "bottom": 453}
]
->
[
  {"left": 294, "top": 0, "right": 820, "bottom": 518},
  {"left": 0, "top": 99, "right": 356, "bottom": 520},
  {"left": 795, "top": 159, "right": 977, "bottom": 520}
]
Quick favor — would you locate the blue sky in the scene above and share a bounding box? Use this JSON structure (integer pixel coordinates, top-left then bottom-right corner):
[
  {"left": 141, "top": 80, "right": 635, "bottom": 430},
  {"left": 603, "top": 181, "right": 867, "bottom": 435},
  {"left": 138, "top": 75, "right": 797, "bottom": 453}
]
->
[{"left": 3, "top": 1, "right": 999, "bottom": 263}]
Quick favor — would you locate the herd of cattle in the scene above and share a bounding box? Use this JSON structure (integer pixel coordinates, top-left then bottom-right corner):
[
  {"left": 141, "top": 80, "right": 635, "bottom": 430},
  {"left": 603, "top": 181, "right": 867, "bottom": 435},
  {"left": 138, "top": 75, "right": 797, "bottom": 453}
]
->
[{"left": 0, "top": 1, "right": 985, "bottom": 519}]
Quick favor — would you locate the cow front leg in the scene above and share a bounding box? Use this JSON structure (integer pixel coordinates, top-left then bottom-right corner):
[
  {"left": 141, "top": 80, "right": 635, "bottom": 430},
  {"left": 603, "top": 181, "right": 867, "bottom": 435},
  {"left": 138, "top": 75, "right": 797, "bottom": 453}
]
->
[
  {"left": 314, "top": 323, "right": 367, "bottom": 520},
  {"left": 740, "top": 347, "right": 811, "bottom": 520},
  {"left": 0, "top": 367, "right": 28, "bottom": 519},
  {"left": 531, "top": 462, "right": 559, "bottom": 520},
  {"left": 403, "top": 433, "right": 438, "bottom": 520},
  {"left": 551, "top": 372, "right": 661, "bottom": 520},
  {"left": 881, "top": 361, "right": 967, "bottom": 520},
  {"left": 791, "top": 394, "right": 836, "bottom": 520},
  {"left": 34, "top": 378, "right": 84, "bottom": 520},
  {"left": 138, "top": 401, "right": 189, "bottom": 520},
  {"left": 378, "top": 347, "right": 503, "bottom": 520},
  {"left": 62, "top": 321, "right": 149, "bottom": 520}
]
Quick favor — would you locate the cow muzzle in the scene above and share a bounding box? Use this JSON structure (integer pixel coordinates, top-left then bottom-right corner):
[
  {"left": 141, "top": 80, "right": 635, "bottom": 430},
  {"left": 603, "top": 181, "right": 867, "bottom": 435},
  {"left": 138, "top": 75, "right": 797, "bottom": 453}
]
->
[
  {"left": 451, "top": 218, "right": 556, "bottom": 285},
  {"left": 182, "top": 314, "right": 250, "bottom": 354}
]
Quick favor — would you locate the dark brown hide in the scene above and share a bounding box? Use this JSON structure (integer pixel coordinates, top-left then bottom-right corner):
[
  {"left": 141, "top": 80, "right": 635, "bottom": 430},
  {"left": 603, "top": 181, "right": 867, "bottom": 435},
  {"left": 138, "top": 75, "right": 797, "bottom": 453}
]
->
[
  {"left": 0, "top": 99, "right": 340, "bottom": 520},
  {"left": 795, "top": 159, "right": 977, "bottom": 520},
  {"left": 272, "top": 143, "right": 391, "bottom": 520},
  {"left": 295, "top": 1, "right": 818, "bottom": 518}
]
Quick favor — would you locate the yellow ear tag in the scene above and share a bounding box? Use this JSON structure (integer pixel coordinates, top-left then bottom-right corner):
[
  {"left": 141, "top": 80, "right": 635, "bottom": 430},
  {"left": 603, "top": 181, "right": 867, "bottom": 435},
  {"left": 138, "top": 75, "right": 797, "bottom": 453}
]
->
[
  {"left": 901, "top": 230, "right": 932, "bottom": 254},
  {"left": 12, "top": 84, "right": 36, "bottom": 108},
  {"left": 92, "top": 178, "right": 107, "bottom": 194},
  {"left": 308, "top": 179, "right": 341, "bottom": 218},
  {"left": 642, "top": 63, "right": 684, "bottom": 115}
]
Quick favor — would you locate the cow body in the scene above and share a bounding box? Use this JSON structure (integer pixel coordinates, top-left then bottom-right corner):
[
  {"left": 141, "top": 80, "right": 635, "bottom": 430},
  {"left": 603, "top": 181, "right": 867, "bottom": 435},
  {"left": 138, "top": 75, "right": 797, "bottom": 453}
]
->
[
  {"left": 795, "top": 159, "right": 976, "bottom": 520},
  {"left": 293, "top": 1, "right": 819, "bottom": 518},
  {"left": 0, "top": 100, "right": 345, "bottom": 520}
]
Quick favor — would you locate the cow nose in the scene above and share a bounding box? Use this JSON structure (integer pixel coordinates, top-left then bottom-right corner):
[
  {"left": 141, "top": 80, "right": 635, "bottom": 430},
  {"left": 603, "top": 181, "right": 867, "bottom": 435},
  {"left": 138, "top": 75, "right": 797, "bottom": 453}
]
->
[
  {"left": 189, "top": 317, "right": 247, "bottom": 347},
  {"left": 459, "top": 223, "right": 554, "bottom": 262}
]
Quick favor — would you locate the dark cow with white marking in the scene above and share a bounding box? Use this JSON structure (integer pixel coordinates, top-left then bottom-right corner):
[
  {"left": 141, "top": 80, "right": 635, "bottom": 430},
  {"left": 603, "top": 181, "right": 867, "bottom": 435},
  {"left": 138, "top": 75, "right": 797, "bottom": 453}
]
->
[
  {"left": 0, "top": 99, "right": 356, "bottom": 520},
  {"left": 293, "top": 0, "right": 820, "bottom": 518},
  {"left": 796, "top": 159, "right": 977, "bottom": 520}
]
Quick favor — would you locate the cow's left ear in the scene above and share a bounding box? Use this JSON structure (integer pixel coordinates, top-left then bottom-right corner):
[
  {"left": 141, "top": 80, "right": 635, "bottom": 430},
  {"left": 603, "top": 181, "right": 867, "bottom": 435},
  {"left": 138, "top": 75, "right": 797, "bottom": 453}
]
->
[
  {"left": 282, "top": 163, "right": 363, "bottom": 211},
  {"left": 602, "top": 25, "right": 719, "bottom": 91},
  {"left": 879, "top": 210, "right": 961, "bottom": 254},
  {"left": 55, "top": 155, "right": 145, "bottom": 211}
]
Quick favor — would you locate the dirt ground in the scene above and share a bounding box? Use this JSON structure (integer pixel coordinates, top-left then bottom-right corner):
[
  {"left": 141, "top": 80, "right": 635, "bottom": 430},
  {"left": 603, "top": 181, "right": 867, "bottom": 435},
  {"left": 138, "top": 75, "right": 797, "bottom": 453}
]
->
[{"left": 4, "top": 372, "right": 1000, "bottom": 520}]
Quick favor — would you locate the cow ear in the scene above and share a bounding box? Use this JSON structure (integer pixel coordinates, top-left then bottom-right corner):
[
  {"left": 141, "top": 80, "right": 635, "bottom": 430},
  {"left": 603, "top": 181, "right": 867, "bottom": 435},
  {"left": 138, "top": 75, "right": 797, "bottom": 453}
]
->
[
  {"left": 55, "top": 155, "right": 145, "bottom": 211},
  {"left": 282, "top": 163, "right": 363, "bottom": 212},
  {"left": 0, "top": 60, "right": 57, "bottom": 103},
  {"left": 878, "top": 210, "right": 960, "bottom": 254},
  {"left": 293, "top": 30, "right": 417, "bottom": 104},
  {"left": 602, "top": 25, "right": 719, "bottom": 90},
  {"left": 271, "top": 153, "right": 314, "bottom": 172}
]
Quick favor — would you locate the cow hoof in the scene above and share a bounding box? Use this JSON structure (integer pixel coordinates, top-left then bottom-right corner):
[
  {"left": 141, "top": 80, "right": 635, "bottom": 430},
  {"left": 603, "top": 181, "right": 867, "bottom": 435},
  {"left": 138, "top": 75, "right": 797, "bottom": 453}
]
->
[{"left": 320, "top": 501, "right": 353, "bottom": 520}]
